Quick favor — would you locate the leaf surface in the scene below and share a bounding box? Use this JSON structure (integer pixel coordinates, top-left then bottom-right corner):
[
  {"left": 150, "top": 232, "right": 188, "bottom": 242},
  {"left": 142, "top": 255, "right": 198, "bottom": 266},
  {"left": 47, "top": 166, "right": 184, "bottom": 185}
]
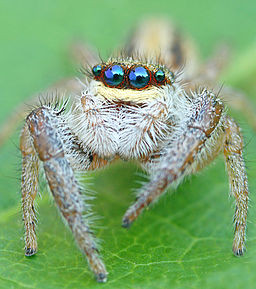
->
[{"left": 0, "top": 1, "right": 256, "bottom": 288}]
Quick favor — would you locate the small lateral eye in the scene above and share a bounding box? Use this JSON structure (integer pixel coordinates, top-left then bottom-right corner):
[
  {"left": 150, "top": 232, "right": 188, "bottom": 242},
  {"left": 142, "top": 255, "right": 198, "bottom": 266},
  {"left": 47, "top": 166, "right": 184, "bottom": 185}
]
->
[
  {"left": 128, "top": 66, "right": 150, "bottom": 89},
  {"left": 104, "top": 65, "right": 124, "bottom": 87},
  {"left": 92, "top": 64, "right": 102, "bottom": 77},
  {"left": 154, "top": 69, "right": 165, "bottom": 83}
]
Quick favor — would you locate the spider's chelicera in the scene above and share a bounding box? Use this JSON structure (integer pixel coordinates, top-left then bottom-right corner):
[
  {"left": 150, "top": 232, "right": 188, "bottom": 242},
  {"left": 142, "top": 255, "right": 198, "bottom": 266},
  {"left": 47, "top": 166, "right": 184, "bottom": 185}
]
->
[{"left": 18, "top": 19, "right": 249, "bottom": 283}]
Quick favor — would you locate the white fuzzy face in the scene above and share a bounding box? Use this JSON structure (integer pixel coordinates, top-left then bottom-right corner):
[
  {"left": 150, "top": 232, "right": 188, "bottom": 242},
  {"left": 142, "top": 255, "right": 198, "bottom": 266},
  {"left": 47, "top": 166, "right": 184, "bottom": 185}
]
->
[{"left": 68, "top": 70, "right": 192, "bottom": 160}]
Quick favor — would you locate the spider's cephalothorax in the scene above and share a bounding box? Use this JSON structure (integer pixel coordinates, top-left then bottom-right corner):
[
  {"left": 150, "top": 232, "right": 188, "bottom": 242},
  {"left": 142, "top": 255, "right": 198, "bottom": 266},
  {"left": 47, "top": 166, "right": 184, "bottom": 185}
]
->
[{"left": 18, "top": 19, "right": 249, "bottom": 283}]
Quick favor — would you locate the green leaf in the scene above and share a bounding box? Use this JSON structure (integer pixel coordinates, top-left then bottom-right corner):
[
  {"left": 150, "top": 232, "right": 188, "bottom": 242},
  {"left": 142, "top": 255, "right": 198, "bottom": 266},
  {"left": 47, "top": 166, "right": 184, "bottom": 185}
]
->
[{"left": 0, "top": 0, "right": 256, "bottom": 288}]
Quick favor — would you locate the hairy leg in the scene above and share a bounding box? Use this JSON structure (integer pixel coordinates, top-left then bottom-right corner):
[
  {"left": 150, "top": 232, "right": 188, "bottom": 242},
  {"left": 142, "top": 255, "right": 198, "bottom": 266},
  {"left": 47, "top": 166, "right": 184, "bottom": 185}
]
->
[
  {"left": 123, "top": 90, "right": 249, "bottom": 256},
  {"left": 123, "top": 89, "right": 224, "bottom": 227},
  {"left": 24, "top": 106, "right": 107, "bottom": 282},
  {"left": 20, "top": 124, "right": 40, "bottom": 256},
  {"left": 224, "top": 116, "right": 249, "bottom": 255}
]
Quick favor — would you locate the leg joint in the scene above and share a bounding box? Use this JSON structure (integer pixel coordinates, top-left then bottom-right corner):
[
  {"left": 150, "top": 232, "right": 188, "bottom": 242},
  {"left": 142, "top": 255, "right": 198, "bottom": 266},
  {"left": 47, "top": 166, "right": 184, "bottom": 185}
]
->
[{"left": 26, "top": 107, "right": 64, "bottom": 161}]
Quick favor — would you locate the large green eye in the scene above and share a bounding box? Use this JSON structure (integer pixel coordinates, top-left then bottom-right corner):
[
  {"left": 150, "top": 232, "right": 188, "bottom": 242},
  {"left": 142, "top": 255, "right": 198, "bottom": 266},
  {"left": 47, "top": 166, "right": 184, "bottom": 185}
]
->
[
  {"left": 154, "top": 69, "right": 165, "bottom": 83},
  {"left": 128, "top": 66, "right": 150, "bottom": 89},
  {"left": 92, "top": 64, "right": 102, "bottom": 77},
  {"left": 103, "top": 65, "right": 124, "bottom": 87}
]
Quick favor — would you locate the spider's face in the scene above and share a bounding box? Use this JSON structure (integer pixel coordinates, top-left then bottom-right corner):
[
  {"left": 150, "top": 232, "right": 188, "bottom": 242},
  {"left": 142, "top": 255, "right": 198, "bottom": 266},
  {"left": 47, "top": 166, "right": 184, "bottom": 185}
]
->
[
  {"left": 75, "top": 59, "right": 187, "bottom": 160},
  {"left": 90, "top": 60, "right": 175, "bottom": 103}
]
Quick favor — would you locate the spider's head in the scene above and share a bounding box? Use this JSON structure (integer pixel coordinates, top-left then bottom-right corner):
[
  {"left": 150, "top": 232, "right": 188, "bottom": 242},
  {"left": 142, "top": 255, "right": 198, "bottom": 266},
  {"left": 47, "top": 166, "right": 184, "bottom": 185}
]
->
[{"left": 89, "top": 59, "right": 176, "bottom": 103}]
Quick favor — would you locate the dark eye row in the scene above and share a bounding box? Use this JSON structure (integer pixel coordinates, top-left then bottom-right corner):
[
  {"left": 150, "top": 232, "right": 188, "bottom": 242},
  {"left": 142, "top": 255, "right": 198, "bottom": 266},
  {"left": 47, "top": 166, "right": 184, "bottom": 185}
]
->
[{"left": 92, "top": 63, "right": 167, "bottom": 89}]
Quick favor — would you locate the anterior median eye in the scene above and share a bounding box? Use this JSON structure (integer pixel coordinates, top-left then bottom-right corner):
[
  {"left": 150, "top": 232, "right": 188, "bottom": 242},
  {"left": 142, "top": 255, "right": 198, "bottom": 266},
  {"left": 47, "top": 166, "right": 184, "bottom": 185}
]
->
[
  {"left": 92, "top": 64, "right": 102, "bottom": 77},
  {"left": 128, "top": 66, "right": 150, "bottom": 89},
  {"left": 154, "top": 69, "right": 165, "bottom": 83},
  {"left": 103, "top": 65, "right": 124, "bottom": 87}
]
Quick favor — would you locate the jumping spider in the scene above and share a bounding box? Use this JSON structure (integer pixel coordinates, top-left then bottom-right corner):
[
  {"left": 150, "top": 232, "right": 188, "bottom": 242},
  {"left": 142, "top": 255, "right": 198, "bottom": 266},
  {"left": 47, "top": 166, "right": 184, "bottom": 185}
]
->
[{"left": 15, "top": 19, "right": 251, "bottom": 282}]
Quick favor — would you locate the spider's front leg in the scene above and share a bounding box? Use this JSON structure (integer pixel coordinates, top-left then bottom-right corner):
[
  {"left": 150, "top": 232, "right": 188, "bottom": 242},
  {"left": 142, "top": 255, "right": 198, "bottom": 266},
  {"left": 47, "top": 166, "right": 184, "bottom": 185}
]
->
[
  {"left": 122, "top": 90, "right": 249, "bottom": 256},
  {"left": 224, "top": 116, "right": 249, "bottom": 255},
  {"left": 122, "top": 89, "right": 223, "bottom": 227},
  {"left": 21, "top": 106, "right": 107, "bottom": 282},
  {"left": 20, "top": 124, "right": 39, "bottom": 256}
]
